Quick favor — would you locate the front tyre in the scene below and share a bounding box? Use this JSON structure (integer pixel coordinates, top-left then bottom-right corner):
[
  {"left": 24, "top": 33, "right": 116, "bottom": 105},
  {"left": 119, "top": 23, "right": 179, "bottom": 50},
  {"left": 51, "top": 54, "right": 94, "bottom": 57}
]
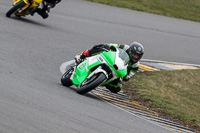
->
[
  {"left": 77, "top": 73, "right": 107, "bottom": 94},
  {"left": 6, "top": 1, "right": 26, "bottom": 17},
  {"left": 61, "top": 67, "right": 73, "bottom": 87}
]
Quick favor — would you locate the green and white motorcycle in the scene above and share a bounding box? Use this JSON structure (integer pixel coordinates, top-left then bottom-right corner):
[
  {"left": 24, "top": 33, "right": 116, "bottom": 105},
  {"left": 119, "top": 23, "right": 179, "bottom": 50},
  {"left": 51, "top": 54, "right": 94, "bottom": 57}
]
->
[{"left": 60, "top": 47, "right": 129, "bottom": 94}]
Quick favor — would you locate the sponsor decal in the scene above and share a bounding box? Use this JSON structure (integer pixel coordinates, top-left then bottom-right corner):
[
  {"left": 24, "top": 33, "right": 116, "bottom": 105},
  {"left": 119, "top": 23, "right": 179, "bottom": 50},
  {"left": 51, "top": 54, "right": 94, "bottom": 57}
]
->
[
  {"left": 99, "top": 57, "right": 104, "bottom": 62},
  {"left": 79, "top": 63, "right": 86, "bottom": 69}
]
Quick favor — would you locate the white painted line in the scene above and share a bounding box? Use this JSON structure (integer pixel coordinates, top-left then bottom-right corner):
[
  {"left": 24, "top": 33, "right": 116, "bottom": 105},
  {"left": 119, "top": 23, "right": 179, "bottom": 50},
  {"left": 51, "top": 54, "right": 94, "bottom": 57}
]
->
[{"left": 141, "top": 59, "right": 200, "bottom": 67}]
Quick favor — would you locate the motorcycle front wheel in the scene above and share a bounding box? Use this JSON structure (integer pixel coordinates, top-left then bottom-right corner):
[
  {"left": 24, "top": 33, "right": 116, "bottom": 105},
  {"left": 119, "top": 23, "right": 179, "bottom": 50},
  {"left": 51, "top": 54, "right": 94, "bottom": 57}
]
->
[
  {"left": 61, "top": 67, "right": 73, "bottom": 87},
  {"left": 6, "top": 0, "right": 26, "bottom": 17},
  {"left": 77, "top": 73, "right": 107, "bottom": 94}
]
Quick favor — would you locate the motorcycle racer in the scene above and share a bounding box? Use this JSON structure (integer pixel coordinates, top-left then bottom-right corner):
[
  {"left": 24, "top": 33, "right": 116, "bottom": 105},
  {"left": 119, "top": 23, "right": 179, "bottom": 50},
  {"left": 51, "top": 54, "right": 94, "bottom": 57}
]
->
[{"left": 74, "top": 42, "right": 144, "bottom": 93}]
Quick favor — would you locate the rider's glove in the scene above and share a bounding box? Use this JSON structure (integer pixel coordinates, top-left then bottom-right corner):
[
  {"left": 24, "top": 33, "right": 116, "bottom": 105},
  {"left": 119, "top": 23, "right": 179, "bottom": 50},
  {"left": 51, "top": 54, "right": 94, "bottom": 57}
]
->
[
  {"left": 123, "top": 71, "right": 135, "bottom": 82},
  {"left": 123, "top": 76, "right": 129, "bottom": 82},
  {"left": 74, "top": 54, "right": 82, "bottom": 64}
]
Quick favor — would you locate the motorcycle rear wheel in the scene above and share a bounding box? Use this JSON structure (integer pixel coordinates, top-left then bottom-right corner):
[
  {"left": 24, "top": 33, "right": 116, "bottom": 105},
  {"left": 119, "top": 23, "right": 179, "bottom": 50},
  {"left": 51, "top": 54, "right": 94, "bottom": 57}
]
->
[
  {"left": 6, "top": 1, "right": 26, "bottom": 17},
  {"left": 61, "top": 68, "right": 73, "bottom": 87},
  {"left": 77, "top": 73, "right": 107, "bottom": 94}
]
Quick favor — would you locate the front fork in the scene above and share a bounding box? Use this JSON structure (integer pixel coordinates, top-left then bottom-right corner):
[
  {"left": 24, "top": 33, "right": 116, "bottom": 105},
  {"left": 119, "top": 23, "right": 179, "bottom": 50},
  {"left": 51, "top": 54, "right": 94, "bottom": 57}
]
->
[
  {"left": 12, "top": 0, "right": 29, "bottom": 6},
  {"left": 70, "top": 64, "right": 77, "bottom": 81},
  {"left": 12, "top": 0, "right": 29, "bottom": 12}
]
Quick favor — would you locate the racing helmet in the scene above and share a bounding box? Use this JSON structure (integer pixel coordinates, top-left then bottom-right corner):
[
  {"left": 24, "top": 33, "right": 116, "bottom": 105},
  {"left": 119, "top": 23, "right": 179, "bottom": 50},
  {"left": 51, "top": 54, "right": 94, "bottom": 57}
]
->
[{"left": 127, "top": 42, "right": 144, "bottom": 63}]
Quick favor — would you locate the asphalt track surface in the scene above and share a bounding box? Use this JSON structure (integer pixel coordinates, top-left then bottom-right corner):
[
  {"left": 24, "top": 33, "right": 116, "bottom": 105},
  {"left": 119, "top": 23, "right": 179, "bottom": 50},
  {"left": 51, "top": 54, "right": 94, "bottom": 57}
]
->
[{"left": 1, "top": 0, "right": 200, "bottom": 133}]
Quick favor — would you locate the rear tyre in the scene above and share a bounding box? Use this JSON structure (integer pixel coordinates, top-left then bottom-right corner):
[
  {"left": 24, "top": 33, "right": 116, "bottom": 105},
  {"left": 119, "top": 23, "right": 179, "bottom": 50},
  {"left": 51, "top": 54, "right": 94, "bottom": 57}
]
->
[
  {"left": 6, "top": 1, "right": 26, "bottom": 17},
  {"left": 77, "top": 73, "right": 107, "bottom": 94},
  {"left": 61, "top": 68, "right": 73, "bottom": 87}
]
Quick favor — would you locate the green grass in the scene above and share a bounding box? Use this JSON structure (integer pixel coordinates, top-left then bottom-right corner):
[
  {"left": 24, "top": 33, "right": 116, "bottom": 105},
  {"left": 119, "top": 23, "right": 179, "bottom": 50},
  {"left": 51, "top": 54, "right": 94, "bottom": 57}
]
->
[
  {"left": 85, "top": 0, "right": 200, "bottom": 22},
  {"left": 123, "top": 69, "right": 200, "bottom": 131}
]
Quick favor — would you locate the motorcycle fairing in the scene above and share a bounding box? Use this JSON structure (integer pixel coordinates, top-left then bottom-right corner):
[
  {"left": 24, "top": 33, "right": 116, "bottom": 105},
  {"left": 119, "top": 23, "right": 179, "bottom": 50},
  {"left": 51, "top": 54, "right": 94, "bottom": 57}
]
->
[
  {"left": 71, "top": 48, "right": 128, "bottom": 87},
  {"left": 13, "top": 0, "right": 42, "bottom": 16},
  {"left": 72, "top": 56, "right": 102, "bottom": 86}
]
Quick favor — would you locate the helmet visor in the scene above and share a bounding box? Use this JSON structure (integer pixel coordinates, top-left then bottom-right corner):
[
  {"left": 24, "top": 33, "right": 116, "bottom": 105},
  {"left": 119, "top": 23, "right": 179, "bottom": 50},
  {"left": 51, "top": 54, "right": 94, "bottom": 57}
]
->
[{"left": 132, "top": 53, "right": 142, "bottom": 61}]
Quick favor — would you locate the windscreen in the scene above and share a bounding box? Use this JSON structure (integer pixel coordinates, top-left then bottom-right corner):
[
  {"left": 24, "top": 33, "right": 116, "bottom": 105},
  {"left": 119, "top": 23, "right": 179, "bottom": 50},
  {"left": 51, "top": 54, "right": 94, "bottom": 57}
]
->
[{"left": 118, "top": 48, "right": 129, "bottom": 65}]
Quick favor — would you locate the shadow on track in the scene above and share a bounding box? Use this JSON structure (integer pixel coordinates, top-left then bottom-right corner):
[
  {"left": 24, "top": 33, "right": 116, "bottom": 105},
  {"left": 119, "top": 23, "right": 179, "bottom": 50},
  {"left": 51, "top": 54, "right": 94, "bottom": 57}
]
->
[
  {"left": 7, "top": 16, "right": 50, "bottom": 27},
  {"left": 58, "top": 83, "right": 102, "bottom": 101}
]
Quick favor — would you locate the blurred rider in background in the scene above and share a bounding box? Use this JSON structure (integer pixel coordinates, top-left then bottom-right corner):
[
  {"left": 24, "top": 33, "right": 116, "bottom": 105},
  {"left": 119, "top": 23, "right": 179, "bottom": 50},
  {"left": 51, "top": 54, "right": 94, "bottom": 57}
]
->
[
  {"left": 74, "top": 42, "right": 144, "bottom": 93},
  {"left": 30, "top": 0, "right": 61, "bottom": 19}
]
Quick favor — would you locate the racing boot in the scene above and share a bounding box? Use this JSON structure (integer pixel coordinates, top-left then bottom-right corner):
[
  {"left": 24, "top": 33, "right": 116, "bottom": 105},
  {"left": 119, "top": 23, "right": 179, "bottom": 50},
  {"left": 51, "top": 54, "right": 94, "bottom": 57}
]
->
[
  {"left": 104, "top": 78, "right": 122, "bottom": 93},
  {"left": 104, "top": 84, "right": 121, "bottom": 93}
]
